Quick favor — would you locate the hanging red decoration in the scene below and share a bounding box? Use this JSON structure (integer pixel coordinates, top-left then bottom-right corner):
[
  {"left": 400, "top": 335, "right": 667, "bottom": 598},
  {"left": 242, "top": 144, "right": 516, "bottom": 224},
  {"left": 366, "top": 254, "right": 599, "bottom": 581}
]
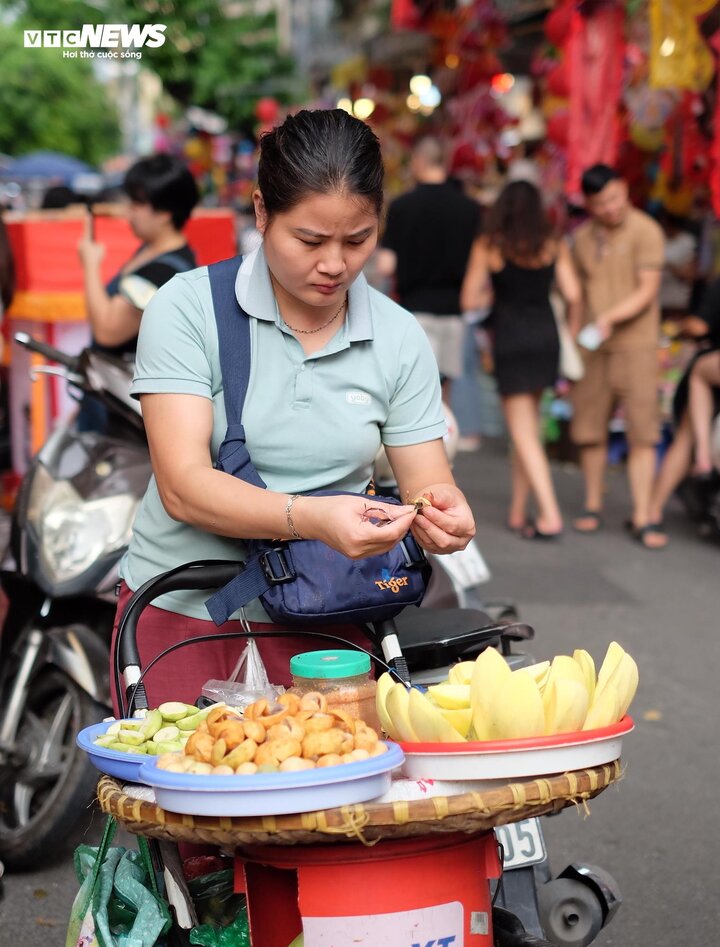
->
[
  {"left": 544, "top": 2, "right": 574, "bottom": 48},
  {"left": 255, "top": 97, "right": 280, "bottom": 125},
  {"left": 547, "top": 109, "right": 570, "bottom": 146},
  {"left": 566, "top": 3, "right": 625, "bottom": 197},
  {"left": 547, "top": 60, "right": 570, "bottom": 97}
]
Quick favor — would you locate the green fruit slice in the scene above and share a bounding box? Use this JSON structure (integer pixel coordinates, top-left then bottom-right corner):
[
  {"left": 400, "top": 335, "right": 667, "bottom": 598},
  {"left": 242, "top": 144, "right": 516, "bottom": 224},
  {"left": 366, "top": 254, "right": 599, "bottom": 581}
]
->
[
  {"left": 158, "top": 701, "right": 191, "bottom": 722},
  {"left": 153, "top": 725, "right": 181, "bottom": 743}
]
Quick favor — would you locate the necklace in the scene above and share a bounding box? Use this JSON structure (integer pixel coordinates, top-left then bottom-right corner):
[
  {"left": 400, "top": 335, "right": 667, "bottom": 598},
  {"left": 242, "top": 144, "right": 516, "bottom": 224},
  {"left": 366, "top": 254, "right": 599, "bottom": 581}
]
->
[{"left": 281, "top": 294, "right": 347, "bottom": 335}]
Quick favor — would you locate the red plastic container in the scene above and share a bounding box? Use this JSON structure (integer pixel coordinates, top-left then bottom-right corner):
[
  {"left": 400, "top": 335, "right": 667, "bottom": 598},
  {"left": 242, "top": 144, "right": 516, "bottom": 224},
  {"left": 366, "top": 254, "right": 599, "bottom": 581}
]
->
[{"left": 238, "top": 831, "right": 501, "bottom": 946}]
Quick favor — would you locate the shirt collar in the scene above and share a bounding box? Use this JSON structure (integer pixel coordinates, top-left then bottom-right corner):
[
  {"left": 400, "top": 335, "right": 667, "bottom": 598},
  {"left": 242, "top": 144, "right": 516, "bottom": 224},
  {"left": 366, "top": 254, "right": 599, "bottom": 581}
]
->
[{"left": 235, "top": 243, "right": 373, "bottom": 342}]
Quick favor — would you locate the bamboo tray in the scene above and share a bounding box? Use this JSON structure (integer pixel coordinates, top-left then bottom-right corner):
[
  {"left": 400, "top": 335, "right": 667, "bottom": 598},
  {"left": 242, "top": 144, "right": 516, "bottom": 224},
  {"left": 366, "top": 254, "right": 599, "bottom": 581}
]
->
[{"left": 97, "top": 760, "right": 621, "bottom": 849}]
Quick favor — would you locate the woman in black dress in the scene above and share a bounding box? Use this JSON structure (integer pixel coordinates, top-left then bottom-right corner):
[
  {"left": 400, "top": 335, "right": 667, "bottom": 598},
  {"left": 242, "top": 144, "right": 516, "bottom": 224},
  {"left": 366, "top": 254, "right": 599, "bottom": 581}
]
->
[{"left": 461, "top": 181, "right": 581, "bottom": 538}]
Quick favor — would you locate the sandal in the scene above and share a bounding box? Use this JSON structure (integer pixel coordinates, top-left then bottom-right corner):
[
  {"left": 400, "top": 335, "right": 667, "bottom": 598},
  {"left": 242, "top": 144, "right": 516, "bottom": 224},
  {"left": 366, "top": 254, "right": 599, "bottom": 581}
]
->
[
  {"left": 521, "top": 521, "right": 563, "bottom": 541},
  {"left": 627, "top": 521, "right": 668, "bottom": 550},
  {"left": 573, "top": 509, "right": 603, "bottom": 533}
]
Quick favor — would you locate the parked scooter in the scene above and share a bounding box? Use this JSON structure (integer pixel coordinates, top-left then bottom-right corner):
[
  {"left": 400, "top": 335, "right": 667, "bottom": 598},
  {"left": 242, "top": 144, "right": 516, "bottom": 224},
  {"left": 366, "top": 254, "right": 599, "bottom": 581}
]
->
[{"left": 0, "top": 333, "right": 151, "bottom": 868}]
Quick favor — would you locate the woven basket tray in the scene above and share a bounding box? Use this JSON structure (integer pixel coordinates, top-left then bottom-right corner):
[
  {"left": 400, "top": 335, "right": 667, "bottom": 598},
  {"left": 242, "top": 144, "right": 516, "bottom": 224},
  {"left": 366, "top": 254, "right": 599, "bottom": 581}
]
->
[{"left": 97, "top": 760, "right": 620, "bottom": 849}]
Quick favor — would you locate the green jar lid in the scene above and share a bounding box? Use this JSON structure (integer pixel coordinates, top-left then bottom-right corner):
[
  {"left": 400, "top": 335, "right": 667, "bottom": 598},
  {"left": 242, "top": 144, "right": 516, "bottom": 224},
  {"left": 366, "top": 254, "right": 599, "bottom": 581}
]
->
[{"left": 290, "top": 649, "right": 371, "bottom": 679}]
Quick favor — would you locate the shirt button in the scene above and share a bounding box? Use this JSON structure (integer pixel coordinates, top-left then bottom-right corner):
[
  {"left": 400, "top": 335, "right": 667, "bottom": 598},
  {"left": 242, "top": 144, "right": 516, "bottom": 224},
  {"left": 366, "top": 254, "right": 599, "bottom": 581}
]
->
[{"left": 300, "top": 365, "right": 305, "bottom": 372}]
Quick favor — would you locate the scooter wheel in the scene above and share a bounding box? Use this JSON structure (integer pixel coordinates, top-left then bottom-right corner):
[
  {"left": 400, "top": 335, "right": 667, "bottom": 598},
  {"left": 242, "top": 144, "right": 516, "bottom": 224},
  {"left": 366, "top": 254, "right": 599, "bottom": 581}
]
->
[{"left": 537, "top": 878, "right": 604, "bottom": 947}]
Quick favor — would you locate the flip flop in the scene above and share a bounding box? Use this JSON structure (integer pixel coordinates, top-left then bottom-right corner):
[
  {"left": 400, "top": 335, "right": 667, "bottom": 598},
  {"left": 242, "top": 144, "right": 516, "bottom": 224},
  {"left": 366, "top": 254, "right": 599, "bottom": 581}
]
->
[
  {"left": 627, "top": 522, "right": 668, "bottom": 550},
  {"left": 521, "top": 522, "right": 563, "bottom": 541},
  {"left": 573, "top": 510, "right": 603, "bottom": 533}
]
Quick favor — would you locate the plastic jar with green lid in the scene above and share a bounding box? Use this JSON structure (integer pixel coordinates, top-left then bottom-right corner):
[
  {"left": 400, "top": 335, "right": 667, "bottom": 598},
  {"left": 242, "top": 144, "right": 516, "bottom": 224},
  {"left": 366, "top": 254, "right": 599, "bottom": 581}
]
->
[{"left": 289, "top": 650, "right": 380, "bottom": 732}]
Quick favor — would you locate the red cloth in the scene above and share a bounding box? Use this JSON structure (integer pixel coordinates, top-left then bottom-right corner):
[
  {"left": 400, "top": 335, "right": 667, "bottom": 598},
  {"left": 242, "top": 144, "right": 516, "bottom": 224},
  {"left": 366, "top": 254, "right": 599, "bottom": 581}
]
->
[
  {"left": 566, "top": 4, "right": 625, "bottom": 199},
  {"left": 110, "top": 582, "right": 373, "bottom": 716}
]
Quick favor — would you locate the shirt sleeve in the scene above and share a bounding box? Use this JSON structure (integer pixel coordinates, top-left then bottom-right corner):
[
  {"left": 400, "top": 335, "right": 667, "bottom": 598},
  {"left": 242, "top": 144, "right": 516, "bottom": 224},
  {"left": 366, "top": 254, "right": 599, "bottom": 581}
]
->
[
  {"left": 130, "top": 272, "right": 213, "bottom": 400},
  {"left": 636, "top": 218, "right": 665, "bottom": 270},
  {"left": 381, "top": 315, "right": 447, "bottom": 446}
]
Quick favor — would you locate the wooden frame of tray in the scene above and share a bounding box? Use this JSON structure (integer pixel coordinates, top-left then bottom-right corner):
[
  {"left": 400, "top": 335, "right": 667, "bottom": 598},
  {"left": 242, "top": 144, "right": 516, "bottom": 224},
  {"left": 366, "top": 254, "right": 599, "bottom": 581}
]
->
[{"left": 96, "top": 760, "right": 621, "bottom": 849}]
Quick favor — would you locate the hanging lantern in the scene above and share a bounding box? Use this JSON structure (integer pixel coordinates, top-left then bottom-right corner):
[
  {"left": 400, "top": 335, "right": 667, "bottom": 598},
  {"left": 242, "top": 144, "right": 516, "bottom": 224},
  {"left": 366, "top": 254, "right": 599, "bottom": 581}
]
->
[
  {"left": 544, "top": 2, "right": 573, "bottom": 48},
  {"left": 255, "top": 97, "right": 280, "bottom": 125}
]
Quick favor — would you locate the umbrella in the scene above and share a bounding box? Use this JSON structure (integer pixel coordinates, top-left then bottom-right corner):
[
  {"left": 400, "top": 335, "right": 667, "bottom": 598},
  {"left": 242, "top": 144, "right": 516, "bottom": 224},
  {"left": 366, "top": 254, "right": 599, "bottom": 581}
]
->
[{"left": 0, "top": 151, "right": 95, "bottom": 184}]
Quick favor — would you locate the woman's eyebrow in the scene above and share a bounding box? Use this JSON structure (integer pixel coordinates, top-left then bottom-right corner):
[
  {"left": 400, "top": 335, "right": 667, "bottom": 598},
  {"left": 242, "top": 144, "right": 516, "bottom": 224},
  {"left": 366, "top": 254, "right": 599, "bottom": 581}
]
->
[{"left": 293, "top": 226, "right": 374, "bottom": 239}]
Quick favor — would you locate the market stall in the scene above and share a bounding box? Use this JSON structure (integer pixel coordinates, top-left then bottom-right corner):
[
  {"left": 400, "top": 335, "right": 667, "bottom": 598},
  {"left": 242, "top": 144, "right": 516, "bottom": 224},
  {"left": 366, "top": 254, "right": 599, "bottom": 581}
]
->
[{"left": 73, "top": 562, "right": 636, "bottom": 946}]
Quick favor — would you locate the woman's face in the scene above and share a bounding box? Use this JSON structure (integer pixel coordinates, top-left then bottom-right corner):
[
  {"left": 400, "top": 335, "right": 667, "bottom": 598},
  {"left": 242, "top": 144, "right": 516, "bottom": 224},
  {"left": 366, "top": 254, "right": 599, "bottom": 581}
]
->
[{"left": 254, "top": 189, "right": 379, "bottom": 310}]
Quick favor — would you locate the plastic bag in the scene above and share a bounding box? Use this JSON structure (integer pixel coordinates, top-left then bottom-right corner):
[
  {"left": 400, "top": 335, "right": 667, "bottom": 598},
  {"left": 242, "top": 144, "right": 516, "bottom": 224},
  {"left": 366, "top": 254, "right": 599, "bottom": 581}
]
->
[
  {"left": 187, "top": 869, "right": 249, "bottom": 946},
  {"left": 201, "top": 639, "right": 283, "bottom": 709},
  {"left": 66, "top": 817, "right": 172, "bottom": 947},
  {"left": 187, "top": 870, "right": 244, "bottom": 929}
]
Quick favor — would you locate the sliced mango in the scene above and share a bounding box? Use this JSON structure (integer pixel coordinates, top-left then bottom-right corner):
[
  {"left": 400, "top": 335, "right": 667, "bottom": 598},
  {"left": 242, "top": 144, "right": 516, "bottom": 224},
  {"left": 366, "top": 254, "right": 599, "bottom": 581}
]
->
[
  {"left": 596, "top": 642, "right": 626, "bottom": 690},
  {"left": 384, "top": 683, "right": 419, "bottom": 742},
  {"left": 448, "top": 661, "right": 476, "bottom": 685},
  {"left": 583, "top": 684, "right": 621, "bottom": 730},
  {"left": 407, "top": 688, "right": 466, "bottom": 743},
  {"left": 427, "top": 683, "right": 471, "bottom": 709},
  {"left": 486, "top": 671, "right": 545, "bottom": 740},
  {"left": 544, "top": 678, "right": 589, "bottom": 735},
  {"left": 572, "top": 649, "right": 596, "bottom": 704},
  {"left": 438, "top": 707, "right": 473, "bottom": 738},
  {"left": 375, "top": 672, "right": 401, "bottom": 741}
]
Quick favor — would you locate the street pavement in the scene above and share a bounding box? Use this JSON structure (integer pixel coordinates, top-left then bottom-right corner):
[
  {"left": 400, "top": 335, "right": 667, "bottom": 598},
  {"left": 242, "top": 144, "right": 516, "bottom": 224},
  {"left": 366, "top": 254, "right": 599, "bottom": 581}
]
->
[{"left": 1, "top": 440, "right": 718, "bottom": 945}]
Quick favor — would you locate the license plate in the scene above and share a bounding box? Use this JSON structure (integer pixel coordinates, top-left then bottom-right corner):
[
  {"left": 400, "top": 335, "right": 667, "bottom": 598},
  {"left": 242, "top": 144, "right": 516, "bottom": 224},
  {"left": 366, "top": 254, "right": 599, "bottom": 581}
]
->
[{"left": 495, "top": 818, "right": 547, "bottom": 869}]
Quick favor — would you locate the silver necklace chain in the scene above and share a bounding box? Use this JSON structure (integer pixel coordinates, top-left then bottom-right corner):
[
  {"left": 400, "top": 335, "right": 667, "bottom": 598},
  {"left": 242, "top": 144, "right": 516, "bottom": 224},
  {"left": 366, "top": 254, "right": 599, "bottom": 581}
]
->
[{"left": 281, "top": 294, "right": 347, "bottom": 335}]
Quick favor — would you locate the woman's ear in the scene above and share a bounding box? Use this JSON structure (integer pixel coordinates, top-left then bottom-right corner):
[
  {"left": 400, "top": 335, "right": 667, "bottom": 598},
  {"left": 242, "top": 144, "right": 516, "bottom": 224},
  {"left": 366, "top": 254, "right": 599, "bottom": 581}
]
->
[{"left": 253, "top": 190, "right": 268, "bottom": 234}]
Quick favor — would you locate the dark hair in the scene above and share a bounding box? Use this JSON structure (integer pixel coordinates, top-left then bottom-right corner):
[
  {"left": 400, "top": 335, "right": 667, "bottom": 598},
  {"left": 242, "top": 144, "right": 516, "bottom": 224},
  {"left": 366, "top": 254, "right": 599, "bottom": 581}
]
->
[
  {"left": 41, "top": 185, "right": 79, "bottom": 209},
  {"left": 486, "top": 180, "right": 554, "bottom": 262},
  {"left": 123, "top": 154, "right": 199, "bottom": 229},
  {"left": 257, "top": 109, "right": 384, "bottom": 217},
  {"left": 0, "top": 214, "right": 15, "bottom": 312},
  {"left": 581, "top": 164, "right": 620, "bottom": 196}
]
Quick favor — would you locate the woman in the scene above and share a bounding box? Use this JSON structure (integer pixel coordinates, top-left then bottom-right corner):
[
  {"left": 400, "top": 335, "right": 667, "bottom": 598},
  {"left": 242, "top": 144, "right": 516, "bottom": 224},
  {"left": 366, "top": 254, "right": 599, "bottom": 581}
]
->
[
  {"left": 111, "top": 109, "right": 475, "bottom": 710},
  {"left": 77, "top": 154, "right": 199, "bottom": 431},
  {"left": 461, "top": 180, "right": 581, "bottom": 539},
  {"left": 648, "top": 277, "right": 720, "bottom": 541}
]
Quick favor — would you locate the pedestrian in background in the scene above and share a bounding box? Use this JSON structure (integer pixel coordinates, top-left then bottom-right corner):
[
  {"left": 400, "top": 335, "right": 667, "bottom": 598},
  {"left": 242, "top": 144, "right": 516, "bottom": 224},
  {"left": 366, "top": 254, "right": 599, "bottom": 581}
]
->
[
  {"left": 461, "top": 180, "right": 581, "bottom": 539},
  {"left": 571, "top": 164, "right": 666, "bottom": 549},
  {"left": 376, "top": 137, "right": 480, "bottom": 405},
  {"left": 76, "top": 153, "right": 199, "bottom": 432},
  {"left": 648, "top": 275, "right": 720, "bottom": 540}
]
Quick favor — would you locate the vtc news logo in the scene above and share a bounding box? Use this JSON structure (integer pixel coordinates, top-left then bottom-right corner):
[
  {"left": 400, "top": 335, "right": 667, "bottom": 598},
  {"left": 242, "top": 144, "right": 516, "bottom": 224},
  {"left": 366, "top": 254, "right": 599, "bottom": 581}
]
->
[{"left": 24, "top": 24, "right": 167, "bottom": 48}]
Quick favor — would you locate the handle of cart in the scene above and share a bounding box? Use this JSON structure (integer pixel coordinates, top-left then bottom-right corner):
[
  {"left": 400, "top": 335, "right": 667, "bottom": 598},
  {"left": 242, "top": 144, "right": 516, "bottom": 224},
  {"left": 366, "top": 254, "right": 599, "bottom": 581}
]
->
[{"left": 114, "top": 558, "right": 535, "bottom": 717}]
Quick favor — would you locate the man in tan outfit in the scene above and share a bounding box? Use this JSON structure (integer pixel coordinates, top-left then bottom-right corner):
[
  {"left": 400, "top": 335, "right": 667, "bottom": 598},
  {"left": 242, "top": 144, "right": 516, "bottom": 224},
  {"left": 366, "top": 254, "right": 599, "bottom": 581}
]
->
[{"left": 571, "top": 164, "right": 666, "bottom": 549}]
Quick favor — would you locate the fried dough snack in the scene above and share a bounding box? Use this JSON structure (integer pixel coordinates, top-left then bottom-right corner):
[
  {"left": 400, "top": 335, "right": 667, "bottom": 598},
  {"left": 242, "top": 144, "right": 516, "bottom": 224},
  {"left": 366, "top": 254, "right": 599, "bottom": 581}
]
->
[{"left": 156, "top": 695, "right": 385, "bottom": 776}]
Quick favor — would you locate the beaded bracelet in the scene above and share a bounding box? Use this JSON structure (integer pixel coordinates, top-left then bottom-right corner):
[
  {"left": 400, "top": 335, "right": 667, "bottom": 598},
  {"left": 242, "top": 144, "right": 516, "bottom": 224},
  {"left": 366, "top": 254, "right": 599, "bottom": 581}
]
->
[{"left": 285, "top": 494, "right": 303, "bottom": 540}]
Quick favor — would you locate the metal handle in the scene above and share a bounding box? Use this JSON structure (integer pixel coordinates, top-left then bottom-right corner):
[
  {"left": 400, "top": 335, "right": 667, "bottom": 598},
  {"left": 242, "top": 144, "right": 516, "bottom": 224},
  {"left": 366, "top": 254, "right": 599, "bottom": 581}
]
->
[{"left": 14, "top": 332, "right": 80, "bottom": 371}]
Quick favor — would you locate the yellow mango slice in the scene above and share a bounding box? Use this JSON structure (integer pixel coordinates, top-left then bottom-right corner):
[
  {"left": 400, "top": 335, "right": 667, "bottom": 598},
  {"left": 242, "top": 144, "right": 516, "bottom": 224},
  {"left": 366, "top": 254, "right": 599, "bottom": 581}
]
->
[
  {"left": 375, "top": 672, "right": 401, "bottom": 741},
  {"left": 407, "top": 688, "right": 466, "bottom": 743},
  {"left": 384, "top": 683, "right": 419, "bottom": 742},
  {"left": 427, "top": 683, "right": 471, "bottom": 709}
]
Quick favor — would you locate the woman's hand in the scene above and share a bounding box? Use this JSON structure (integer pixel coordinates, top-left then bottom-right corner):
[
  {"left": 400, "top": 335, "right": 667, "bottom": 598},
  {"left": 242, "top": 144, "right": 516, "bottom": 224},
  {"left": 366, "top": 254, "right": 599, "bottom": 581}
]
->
[
  {"left": 408, "top": 483, "right": 476, "bottom": 554},
  {"left": 293, "top": 494, "right": 419, "bottom": 559},
  {"left": 78, "top": 212, "right": 105, "bottom": 269}
]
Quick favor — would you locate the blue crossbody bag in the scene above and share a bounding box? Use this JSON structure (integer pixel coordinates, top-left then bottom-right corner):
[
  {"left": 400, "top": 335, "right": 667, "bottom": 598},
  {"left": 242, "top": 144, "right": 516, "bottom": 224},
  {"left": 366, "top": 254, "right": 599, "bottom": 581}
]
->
[{"left": 203, "top": 256, "right": 430, "bottom": 627}]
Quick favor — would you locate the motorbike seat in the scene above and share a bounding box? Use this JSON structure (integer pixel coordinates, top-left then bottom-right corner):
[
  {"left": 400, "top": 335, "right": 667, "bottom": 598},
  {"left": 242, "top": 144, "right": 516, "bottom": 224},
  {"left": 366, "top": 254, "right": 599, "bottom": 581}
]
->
[{"left": 383, "top": 607, "right": 534, "bottom": 668}]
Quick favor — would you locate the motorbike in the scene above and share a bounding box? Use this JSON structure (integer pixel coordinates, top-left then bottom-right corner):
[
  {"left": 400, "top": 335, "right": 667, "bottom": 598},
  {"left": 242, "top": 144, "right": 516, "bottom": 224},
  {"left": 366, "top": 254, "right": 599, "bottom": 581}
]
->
[{"left": 0, "top": 333, "right": 151, "bottom": 869}]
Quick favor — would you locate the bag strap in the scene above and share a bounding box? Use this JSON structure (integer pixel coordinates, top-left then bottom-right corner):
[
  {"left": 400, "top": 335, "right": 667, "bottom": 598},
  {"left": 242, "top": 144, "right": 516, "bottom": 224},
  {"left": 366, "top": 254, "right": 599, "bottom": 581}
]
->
[
  {"left": 205, "top": 256, "right": 276, "bottom": 623},
  {"left": 207, "top": 256, "right": 266, "bottom": 488},
  {"left": 152, "top": 249, "right": 195, "bottom": 274}
]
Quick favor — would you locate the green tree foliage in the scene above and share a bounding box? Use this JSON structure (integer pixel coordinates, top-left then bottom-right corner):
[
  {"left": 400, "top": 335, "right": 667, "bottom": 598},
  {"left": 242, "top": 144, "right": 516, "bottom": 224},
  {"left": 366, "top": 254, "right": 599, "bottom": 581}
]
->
[
  {"left": 2, "top": 0, "right": 298, "bottom": 130},
  {"left": 0, "top": 24, "right": 121, "bottom": 163}
]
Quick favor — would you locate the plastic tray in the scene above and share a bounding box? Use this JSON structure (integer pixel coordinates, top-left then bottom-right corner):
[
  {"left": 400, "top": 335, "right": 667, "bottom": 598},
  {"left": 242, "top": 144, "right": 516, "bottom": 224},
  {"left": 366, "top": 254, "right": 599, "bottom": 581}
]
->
[
  {"left": 77, "top": 720, "right": 152, "bottom": 783},
  {"left": 399, "top": 716, "right": 634, "bottom": 781},
  {"left": 137, "top": 742, "right": 405, "bottom": 816}
]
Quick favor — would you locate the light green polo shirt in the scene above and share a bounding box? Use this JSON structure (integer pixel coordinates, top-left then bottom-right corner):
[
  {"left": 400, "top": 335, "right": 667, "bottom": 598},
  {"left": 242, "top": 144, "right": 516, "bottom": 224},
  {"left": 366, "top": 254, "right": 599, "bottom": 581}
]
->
[{"left": 120, "top": 245, "right": 446, "bottom": 620}]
